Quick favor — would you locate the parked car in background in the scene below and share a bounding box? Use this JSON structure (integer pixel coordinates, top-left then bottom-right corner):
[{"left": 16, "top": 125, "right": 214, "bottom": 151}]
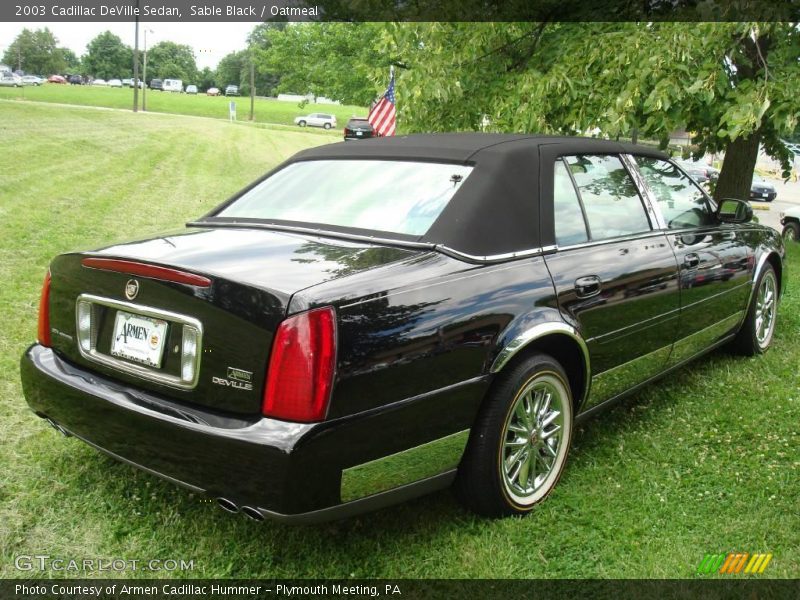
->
[
  {"left": 92, "top": 79, "right": 108, "bottom": 86},
  {"left": 68, "top": 74, "right": 83, "bottom": 85},
  {"left": 225, "top": 84, "right": 239, "bottom": 96},
  {"left": 163, "top": 79, "right": 183, "bottom": 93},
  {"left": 344, "top": 118, "right": 375, "bottom": 141},
  {"left": 206, "top": 87, "right": 220, "bottom": 96},
  {"left": 47, "top": 75, "right": 67, "bottom": 84},
  {"left": 149, "top": 79, "right": 163, "bottom": 91},
  {"left": 122, "top": 78, "right": 132, "bottom": 87},
  {"left": 185, "top": 85, "right": 198, "bottom": 94},
  {"left": 0, "top": 73, "right": 22, "bottom": 87},
  {"left": 780, "top": 206, "right": 800, "bottom": 241},
  {"left": 131, "top": 79, "right": 144, "bottom": 89},
  {"left": 21, "top": 134, "right": 785, "bottom": 522},
  {"left": 294, "top": 113, "right": 337, "bottom": 129},
  {"left": 108, "top": 79, "right": 123, "bottom": 88},
  {"left": 21, "top": 75, "right": 43, "bottom": 86},
  {"left": 677, "top": 158, "right": 719, "bottom": 182},
  {"left": 750, "top": 178, "right": 777, "bottom": 202}
]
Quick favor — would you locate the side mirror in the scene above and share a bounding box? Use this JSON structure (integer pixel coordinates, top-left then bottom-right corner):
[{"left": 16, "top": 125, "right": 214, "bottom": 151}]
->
[{"left": 716, "top": 198, "right": 753, "bottom": 224}]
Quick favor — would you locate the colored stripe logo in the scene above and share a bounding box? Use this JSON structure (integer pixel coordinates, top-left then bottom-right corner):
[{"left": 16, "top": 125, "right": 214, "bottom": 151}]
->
[{"left": 697, "top": 553, "right": 772, "bottom": 574}]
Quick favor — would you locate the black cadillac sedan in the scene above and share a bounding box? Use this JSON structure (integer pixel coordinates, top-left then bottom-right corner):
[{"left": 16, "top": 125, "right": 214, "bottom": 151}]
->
[{"left": 21, "top": 135, "right": 785, "bottom": 522}]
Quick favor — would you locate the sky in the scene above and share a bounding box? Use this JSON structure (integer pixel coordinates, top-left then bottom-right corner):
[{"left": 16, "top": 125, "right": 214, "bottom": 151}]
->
[{"left": 0, "top": 22, "right": 257, "bottom": 70}]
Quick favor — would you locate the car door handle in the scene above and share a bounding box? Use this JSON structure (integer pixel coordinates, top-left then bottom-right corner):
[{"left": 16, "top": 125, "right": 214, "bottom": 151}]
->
[
  {"left": 684, "top": 253, "right": 700, "bottom": 268},
  {"left": 574, "top": 275, "right": 602, "bottom": 298}
]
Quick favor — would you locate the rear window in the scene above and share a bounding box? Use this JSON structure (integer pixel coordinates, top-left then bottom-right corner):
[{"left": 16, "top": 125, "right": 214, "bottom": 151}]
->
[
  {"left": 216, "top": 160, "right": 473, "bottom": 236},
  {"left": 347, "top": 119, "right": 372, "bottom": 128}
]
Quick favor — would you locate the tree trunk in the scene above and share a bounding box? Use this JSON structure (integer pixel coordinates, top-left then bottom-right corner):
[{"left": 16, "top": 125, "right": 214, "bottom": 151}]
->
[{"left": 714, "top": 130, "right": 762, "bottom": 202}]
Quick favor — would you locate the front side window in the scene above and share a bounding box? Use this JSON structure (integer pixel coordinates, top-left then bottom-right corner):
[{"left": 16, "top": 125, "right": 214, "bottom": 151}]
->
[
  {"left": 564, "top": 155, "right": 651, "bottom": 240},
  {"left": 216, "top": 160, "right": 473, "bottom": 237},
  {"left": 635, "top": 157, "right": 714, "bottom": 229}
]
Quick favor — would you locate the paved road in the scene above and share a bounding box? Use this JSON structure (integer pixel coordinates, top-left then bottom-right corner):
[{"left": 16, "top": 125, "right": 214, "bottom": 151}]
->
[{"left": 748, "top": 177, "right": 800, "bottom": 233}]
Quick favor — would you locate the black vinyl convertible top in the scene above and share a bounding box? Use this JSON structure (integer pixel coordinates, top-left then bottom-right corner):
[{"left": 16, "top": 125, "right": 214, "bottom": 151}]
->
[{"left": 210, "top": 134, "right": 670, "bottom": 259}]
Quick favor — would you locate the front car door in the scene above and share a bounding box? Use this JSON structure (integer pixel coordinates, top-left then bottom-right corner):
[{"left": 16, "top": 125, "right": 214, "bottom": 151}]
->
[
  {"left": 542, "top": 152, "right": 681, "bottom": 411},
  {"left": 631, "top": 156, "right": 753, "bottom": 366}
]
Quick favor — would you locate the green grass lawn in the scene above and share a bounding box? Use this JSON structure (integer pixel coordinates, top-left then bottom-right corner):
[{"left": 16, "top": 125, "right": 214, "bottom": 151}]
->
[
  {"left": 0, "top": 83, "right": 366, "bottom": 129},
  {"left": 0, "top": 102, "right": 798, "bottom": 579}
]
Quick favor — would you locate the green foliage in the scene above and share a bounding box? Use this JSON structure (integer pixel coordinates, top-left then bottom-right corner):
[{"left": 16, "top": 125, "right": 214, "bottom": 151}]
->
[
  {"left": 146, "top": 41, "right": 198, "bottom": 83},
  {"left": 215, "top": 50, "right": 248, "bottom": 89},
  {"left": 197, "top": 67, "right": 216, "bottom": 91},
  {"left": 1, "top": 28, "right": 68, "bottom": 76},
  {"left": 82, "top": 31, "right": 132, "bottom": 79},
  {"left": 387, "top": 22, "right": 800, "bottom": 192},
  {"left": 60, "top": 48, "right": 81, "bottom": 72},
  {"left": 254, "top": 22, "right": 392, "bottom": 105}
]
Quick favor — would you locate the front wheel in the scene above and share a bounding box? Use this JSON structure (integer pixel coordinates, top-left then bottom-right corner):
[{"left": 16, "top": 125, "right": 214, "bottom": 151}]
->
[
  {"left": 782, "top": 222, "right": 800, "bottom": 243},
  {"left": 323, "top": 123, "right": 332, "bottom": 130},
  {"left": 455, "top": 354, "right": 573, "bottom": 517},
  {"left": 733, "top": 263, "right": 778, "bottom": 355}
]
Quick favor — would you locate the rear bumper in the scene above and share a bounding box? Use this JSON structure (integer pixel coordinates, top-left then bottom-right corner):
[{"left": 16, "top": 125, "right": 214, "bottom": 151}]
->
[{"left": 21, "top": 345, "right": 483, "bottom": 522}]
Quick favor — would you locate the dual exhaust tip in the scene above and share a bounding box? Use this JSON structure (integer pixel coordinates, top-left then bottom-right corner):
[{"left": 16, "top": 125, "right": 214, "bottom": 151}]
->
[
  {"left": 43, "top": 417, "right": 71, "bottom": 437},
  {"left": 216, "top": 497, "right": 265, "bottom": 522},
  {"left": 41, "top": 415, "right": 263, "bottom": 522}
]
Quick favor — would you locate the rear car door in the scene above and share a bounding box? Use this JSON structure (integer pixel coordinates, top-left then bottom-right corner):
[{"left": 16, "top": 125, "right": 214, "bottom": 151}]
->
[
  {"left": 633, "top": 157, "right": 752, "bottom": 365},
  {"left": 543, "top": 154, "right": 681, "bottom": 410}
]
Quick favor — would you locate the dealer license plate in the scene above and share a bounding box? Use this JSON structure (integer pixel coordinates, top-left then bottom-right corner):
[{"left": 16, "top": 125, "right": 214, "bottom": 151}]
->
[
  {"left": 111, "top": 310, "right": 168, "bottom": 368},
  {"left": 356, "top": 131, "right": 363, "bottom": 136}
]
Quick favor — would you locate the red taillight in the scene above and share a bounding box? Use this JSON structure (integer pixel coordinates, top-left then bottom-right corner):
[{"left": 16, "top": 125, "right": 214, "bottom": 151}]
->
[
  {"left": 262, "top": 306, "right": 336, "bottom": 423},
  {"left": 344, "top": 128, "right": 351, "bottom": 135},
  {"left": 37, "top": 270, "right": 52, "bottom": 347}
]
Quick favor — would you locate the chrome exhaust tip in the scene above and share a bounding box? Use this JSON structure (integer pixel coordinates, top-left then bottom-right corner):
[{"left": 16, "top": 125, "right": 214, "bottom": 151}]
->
[
  {"left": 44, "top": 418, "right": 71, "bottom": 437},
  {"left": 241, "top": 506, "right": 265, "bottom": 522},
  {"left": 216, "top": 497, "right": 239, "bottom": 513}
]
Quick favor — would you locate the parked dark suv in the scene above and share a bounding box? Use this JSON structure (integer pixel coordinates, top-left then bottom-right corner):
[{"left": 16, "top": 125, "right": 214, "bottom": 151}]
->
[
  {"left": 344, "top": 118, "right": 376, "bottom": 141},
  {"left": 149, "top": 79, "right": 163, "bottom": 91},
  {"left": 68, "top": 74, "right": 83, "bottom": 85}
]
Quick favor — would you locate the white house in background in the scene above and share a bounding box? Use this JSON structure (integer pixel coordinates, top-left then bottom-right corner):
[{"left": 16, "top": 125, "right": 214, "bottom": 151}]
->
[
  {"left": 276, "top": 92, "right": 341, "bottom": 105},
  {"left": 0, "top": 64, "right": 10, "bottom": 75}
]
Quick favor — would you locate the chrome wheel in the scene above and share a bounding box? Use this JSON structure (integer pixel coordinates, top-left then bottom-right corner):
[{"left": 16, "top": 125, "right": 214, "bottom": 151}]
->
[
  {"left": 500, "top": 373, "right": 570, "bottom": 506},
  {"left": 755, "top": 271, "right": 777, "bottom": 348}
]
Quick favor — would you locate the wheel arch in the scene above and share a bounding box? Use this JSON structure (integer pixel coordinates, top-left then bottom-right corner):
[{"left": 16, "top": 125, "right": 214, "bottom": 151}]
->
[{"left": 490, "top": 322, "right": 590, "bottom": 410}]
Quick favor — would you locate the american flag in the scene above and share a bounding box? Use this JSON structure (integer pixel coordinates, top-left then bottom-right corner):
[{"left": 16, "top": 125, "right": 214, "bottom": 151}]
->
[{"left": 368, "top": 69, "right": 396, "bottom": 137}]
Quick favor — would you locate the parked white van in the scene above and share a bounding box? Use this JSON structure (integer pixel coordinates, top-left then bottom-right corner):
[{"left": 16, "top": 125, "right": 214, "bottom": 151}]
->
[{"left": 162, "top": 79, "right": 183, "bottom": 93}]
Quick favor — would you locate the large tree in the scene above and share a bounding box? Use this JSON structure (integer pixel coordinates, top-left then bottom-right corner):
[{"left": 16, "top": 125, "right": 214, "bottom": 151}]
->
[
  {"left": 255, "top": 23, "right": 390, "bottom": 105},
  {"left": 2, "top": 28, "right": 67, "bottom": 75},
  {"left": 388, "top": 22, "right": 800, "bottom": 200},
  {"left": 82, "top": 31, "right": 132, "bottom": 79},
  {"left": 146, "top": 41, "right": 198, "bottom": 82}
]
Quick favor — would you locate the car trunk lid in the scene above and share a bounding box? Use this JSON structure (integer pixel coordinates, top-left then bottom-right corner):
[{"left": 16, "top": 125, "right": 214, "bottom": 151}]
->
[{"left": 46, "top": 227, "right": 421, "bottom": 415}]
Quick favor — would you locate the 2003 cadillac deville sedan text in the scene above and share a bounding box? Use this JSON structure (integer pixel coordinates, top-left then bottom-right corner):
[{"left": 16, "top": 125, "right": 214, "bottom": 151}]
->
[{"left": 21, "top": 135, "right": 785, "bottom": 522}]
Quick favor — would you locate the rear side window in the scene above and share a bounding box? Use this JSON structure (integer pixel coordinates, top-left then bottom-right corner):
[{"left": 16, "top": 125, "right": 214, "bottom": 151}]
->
[
  {"left": 635, "top": 157, "right": 715, "bottom": 229},
  {"left": 553, "top": 160, "right": 589, "bottom": 246},
  {"left": 564, "top": 155, "right": 651, "bottom": 240}
]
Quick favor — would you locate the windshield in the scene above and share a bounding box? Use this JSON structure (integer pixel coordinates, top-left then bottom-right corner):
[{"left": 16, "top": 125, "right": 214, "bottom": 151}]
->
[{"left": 215, "top": 160, "right": 473, "bottom": 236}]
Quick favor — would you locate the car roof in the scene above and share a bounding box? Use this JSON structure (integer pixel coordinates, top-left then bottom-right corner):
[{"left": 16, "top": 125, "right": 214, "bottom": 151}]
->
[
  {"left": 283, "top": 134, "right": 668, "bottom": 257},
  {"left": 294, "top": 133, "right": 666, "bottom": 163},
  {"left": 202, "top": 134, "right": 672, "bottom": 257}
]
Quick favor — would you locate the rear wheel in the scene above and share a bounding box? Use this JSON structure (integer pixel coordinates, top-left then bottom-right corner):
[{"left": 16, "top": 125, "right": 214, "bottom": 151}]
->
[
  {"left": 733, "top": 263, "right": 778, "bottom": 355},
  {"left": 298, "top": 120, "right": 306, "bottom": 127},
  {"left": 455, "top": 354, "right": 573, "bottom": 517},
  {"left": 782, "top": 221, "right": 799, "bottom": 242}
]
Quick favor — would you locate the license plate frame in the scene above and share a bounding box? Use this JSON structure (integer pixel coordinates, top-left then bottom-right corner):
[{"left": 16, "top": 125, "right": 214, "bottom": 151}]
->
[{"left": 110, "top": 310, "right": 169, "bottom": 368}]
